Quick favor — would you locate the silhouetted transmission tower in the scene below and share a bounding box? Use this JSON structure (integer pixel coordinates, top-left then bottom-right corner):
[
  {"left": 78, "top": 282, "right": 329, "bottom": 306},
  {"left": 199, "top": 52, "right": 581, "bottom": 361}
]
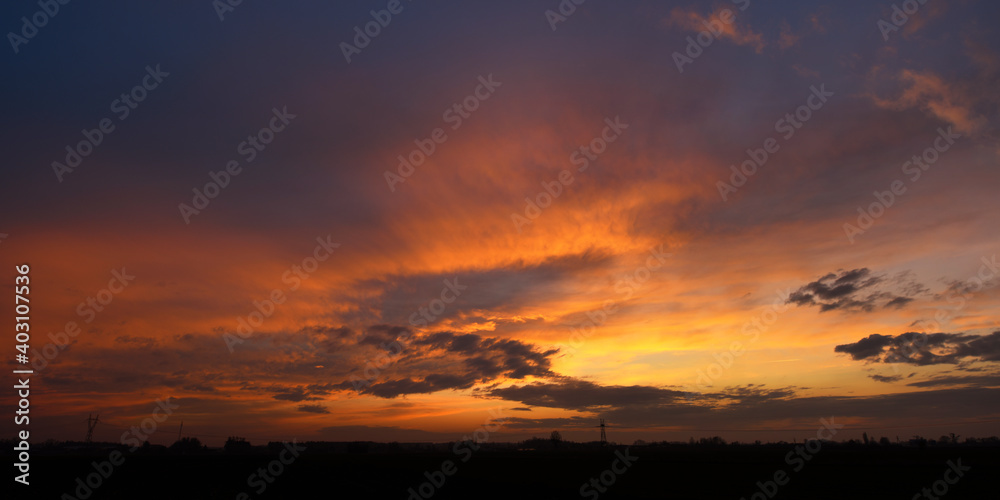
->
[
  {"left": 85, "top": 413, "right": 100, "bottom": 442},
  {"left": 595, "top": 418, "right": 608, "bottom": 446}
]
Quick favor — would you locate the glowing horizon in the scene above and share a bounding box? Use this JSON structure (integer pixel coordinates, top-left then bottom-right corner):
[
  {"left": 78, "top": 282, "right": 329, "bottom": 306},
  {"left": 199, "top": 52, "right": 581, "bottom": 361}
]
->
[{"left": 2, "top": 0, "right": 999, "bottom": 447}]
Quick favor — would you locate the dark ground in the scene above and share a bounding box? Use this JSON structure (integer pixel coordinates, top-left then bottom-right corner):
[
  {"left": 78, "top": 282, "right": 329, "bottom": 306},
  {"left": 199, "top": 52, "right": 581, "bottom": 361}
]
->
[{"left": 9, "top": 444, "right": 1000, "bottom": 499}]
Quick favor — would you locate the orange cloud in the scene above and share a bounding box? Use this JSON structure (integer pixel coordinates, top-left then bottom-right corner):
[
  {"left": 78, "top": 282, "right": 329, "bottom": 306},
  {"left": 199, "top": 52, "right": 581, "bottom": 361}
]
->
[
  {"left": 778, "top": 21, "right": 800, "bottom": 49},
  {"left": 901, "top": 1, "right": 948, "bottom": 38},
  {"left": 871, "top": 69, "right": 987, "bottom": 135},
  {"left": 664, "top": 6, "right": 765, "bottom": 54}
]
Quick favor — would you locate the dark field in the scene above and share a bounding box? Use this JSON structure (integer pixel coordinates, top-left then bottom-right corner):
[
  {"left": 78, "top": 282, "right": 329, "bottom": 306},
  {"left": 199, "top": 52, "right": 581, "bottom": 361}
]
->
[{"left": 14, "top": 444, "right": 1000, "bottom": 499}]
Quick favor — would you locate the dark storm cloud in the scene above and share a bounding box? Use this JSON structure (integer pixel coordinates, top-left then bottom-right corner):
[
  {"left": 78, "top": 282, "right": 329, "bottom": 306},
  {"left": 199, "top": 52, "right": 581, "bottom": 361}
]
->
[
  {"left": 353, "top": 250, "right": 616, "bottom": 327},
  {"left": 965, "top": 332, "right": 1000, "bottom": 362},
  {"left": 346, "top": 329, "right": 559, "bottom": 399},
  {"left": 34, "top": 318, "right": 558, "bottom": 403},
  {"left": 487, "top": 378, "right": 689, "bottom": 411},
  {"left": 408, "top": 331, "right": 559, "bottom": 376},
  {"left": 935, "top": 272, "right": 998, "bottom": 300},
  {"left": 301, "top": 325, "right": 356, "bottom": 352},
  {"left": 182, "top": 383, "right": 218, "bottom": 393},
  {"left": 835, "top": 333, "right": 895, "bottom": 360},
  {"left": 414, "top": 332, "right": 481, "bottom": 354},
  {"left": 298, "top": 404, "right": 330, "bottom": 414},
  {"left": 270, "top": 387, "right": 322, "bottom": 402},
  {"left": 710, "top": 384, "right": 797, "bottom": 404},
  {"left": 885, "top": 296, "right": 914, "bottom": 309},
  {"left": 487, "top": 381, "right": 796, "bottom": 416},
  {"left": 359, "top": 324, "right": 412, "bottom": 348},
  {"left": 463, "top": 356, "right": 506, "bottom": 379},
  {"left": 241, "top": 381, "right": 347, "bottom": 403},
  {"left": 360, "top": 375, "right": 480, "bottom": 399},
  {"left": 488, "top": 379, "right": 1000, "bottom": 432},
  {"left": 114, "top": 335, "right": 158, "bottom": 348},
  {"left": 835, "top": 331, "right": 1000, "bottom": 366},
  {"left": 906, "top": 373, "right": 1000, "bottom": 388},
  {"left": 787, "top": 268, "right": 923, "bottom": 312}
]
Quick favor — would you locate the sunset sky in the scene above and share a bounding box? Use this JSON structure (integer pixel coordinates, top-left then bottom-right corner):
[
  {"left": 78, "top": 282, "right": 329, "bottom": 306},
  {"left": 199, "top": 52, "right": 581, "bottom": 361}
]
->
[{"left": 2, "top": 0, "right": 999, "bottom": 446}]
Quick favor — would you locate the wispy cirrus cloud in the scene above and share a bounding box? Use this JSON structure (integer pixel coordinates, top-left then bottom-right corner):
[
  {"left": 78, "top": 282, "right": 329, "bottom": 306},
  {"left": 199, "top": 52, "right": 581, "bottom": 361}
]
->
[
  {"left": 870, "top": 69, "right": 987, "bottom": 135},
  {"left": 663, "top": 6, "right": 765, "bottom": 53}
]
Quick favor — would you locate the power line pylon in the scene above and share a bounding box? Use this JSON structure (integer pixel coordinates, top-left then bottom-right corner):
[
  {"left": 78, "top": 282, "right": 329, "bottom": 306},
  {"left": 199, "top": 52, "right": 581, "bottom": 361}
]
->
[
  {"left": 595, "top": 418, "right": 607, "bottom": 446},
  {"left": 85, "top": 413, "right": 100, "bottom": 442}
]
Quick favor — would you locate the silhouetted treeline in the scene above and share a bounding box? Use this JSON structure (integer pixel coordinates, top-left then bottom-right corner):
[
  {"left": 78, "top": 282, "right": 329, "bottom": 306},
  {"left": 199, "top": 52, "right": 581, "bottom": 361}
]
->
[{"left": 4, "top": 434, "right": 999, "bottom": 457}]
